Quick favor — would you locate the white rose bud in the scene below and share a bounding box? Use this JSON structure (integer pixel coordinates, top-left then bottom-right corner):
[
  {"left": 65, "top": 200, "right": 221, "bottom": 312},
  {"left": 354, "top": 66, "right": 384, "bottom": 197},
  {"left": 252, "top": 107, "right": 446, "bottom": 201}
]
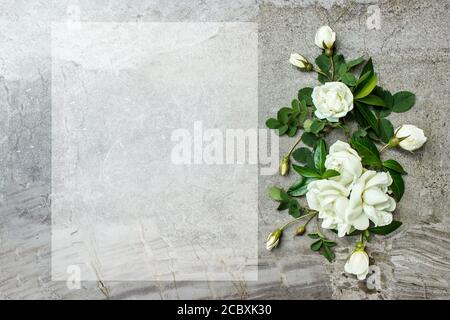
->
[
  {"left": 392, "top": 124, "right": 427, "bottom": 151},
  {"left": 289, "top": 53, "right": 312, "bottom": 71},
  {"left": 314, "top": 25, "right": 336, "bottom": 51},
  {"left": 312, "top": 82, "right": 353, "bottom": 122},
  {"left": 266, "top": 228, "right": 282, "bottom": 251},
  {"left": 344, "top": 244, "right": 369, "bottom": 280}
]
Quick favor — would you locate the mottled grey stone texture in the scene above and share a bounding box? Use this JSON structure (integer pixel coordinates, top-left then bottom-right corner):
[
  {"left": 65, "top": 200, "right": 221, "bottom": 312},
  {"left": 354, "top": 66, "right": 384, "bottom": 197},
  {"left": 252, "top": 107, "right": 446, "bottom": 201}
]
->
[{"left": 1, "top": 0, "right": 450, "bottom": 299}]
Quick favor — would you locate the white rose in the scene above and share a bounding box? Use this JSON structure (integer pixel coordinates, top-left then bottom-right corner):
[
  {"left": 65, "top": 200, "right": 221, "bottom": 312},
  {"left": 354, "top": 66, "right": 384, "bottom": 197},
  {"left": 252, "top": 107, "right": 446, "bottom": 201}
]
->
[
  {"left": 314, "top": 25, "right": 336, "bottom": 49},
  {"left": 306, "top": 179, "right": 365, "bottom": 237},
  {"left": 394, "top": 124, "right": 427, "bottom": 151},
  {"left": 312, "top": 82, "right": 353, "bottom": 122},
  {"left": 325, "top": 141, "right": 363, "bottom": 190},
  {"left": 349, "top": 170, "right": 396, "bottom": 227},
  {"left": 344, "top": 249, "right": 369, "bottom": 280},
  {"left": 289, "top": 53, "right": 310, "bottom": 70}
]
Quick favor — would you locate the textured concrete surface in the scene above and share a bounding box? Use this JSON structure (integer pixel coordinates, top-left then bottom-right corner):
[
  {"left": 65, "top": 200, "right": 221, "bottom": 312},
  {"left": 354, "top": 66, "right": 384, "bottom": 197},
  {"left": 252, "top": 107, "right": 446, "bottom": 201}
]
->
[{"left": 1, "top": 0, "right": 450, "bottom": 299}]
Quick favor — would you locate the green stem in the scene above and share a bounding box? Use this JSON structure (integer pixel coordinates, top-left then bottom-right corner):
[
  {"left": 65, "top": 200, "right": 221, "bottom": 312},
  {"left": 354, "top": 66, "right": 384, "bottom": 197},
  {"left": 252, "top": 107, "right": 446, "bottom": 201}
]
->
[
  {"left": 380, "top": 144, "right": 389, "bottom": 153},
  {"left": 313, "top": 67, "right": 329, "bottom": 79},
  {"left": 287, "top": 135, "right": 303, "bottom": 157},
  {"left": 329, "top": 56, "right": 334, "bottom": 81},
  {"left": 280, "top": 211, "right": 318, "bottom": 231}
]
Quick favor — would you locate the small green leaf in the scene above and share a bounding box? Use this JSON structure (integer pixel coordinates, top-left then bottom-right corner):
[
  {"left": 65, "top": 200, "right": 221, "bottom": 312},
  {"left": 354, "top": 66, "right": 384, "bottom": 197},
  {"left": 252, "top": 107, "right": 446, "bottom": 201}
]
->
[
  {"left": 387, "top": 170, "right": 405, "bottom": 202},
  {"left": 351, "top": 137, "right": 382, "bottom": 167},
  {"left": 379, "top": 118, "right": 394, "bottom": 143},
  {"left": 315, "top": 54, "right": 331, "bottom": 76},
  {"left": 301, "top": 132, "right": 319, "bottom": 147},
  {"left": 314, "top": 140, "right": 327, "bottom": 175},
  {"left": 360, "top": 58, "right": 373, "bottom": 77},
  {"left": 292, "top": 147, "right": 313, "bottom": 163},
  {"left": 392, "top": 91, "right": 416, "bottom": 113},
  {"left": 288, "top": 200, "right": 301, "bottom": 218},
  {"left": 341, "top": 73, "right": 357, "bottom": 86},
  {"left": 354, "top": 73, "right": 378, "bottom": 99},
  {"left": 287, "top": 125, "right": 298, "bottom": 137},
  {"left": 268, "top": 187, "right": 283, "bottom": 201},
  {"left": 278, "top": 125, "right": 289, "bottom": 136},
  {"left": 265, "top": 118, "right": 281, "bottom": 129},
  {"left": 291, "top": 99, "right": 299, "bottom": 110},
  {"left": 287, "top": 177, "right": 316, "bottom": 197},
  {"left": 310, "top": 120, "right": 326, "bottom": 134},
  {"left": 369, "top": 221, "right": 402, "bottom": 235},
  {"left": 277, "top": 107, "right": 292, "bottom": 124},
  {"left": 346, "top": 57, "right": 365, "bottom": 69},
  {"left": 308, "top": 233, "right": 320, "bottom": 239},
  {"left": 292, "top": 164, "right": 321, "bottom": 178},
  {"left": 322, "top": 169, "right": 340, "bottom": 179},
  {"left": 383, "top": 159, "right": 407, "bottom": 175},
  {"left": 322, "top": 245, "right": 335, "bottom": 262},
  {"left": 356, "top": 94, "right": 386, "bottom": 107},
  {"left": 311, "top": 240, "right": 323, "bottom": 251},
  {"left": 352, "top": 129, "right": 367, "bottom": 139},
  {"left": 277, "top": 201, "right": 289, "bottom": 211},
  {"left": 298, "top": 87, "right": 313, "bottom": 106},
  {"left": 355, "top": 103, "right": 379, "bottom": 135}
]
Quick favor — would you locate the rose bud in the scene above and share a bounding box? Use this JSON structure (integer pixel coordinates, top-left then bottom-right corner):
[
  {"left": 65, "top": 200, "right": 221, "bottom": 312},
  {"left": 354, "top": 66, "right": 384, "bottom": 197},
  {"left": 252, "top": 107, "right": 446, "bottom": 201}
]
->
[
  {"left": 390, "top": 124, "right": 427, "bottom": 151},
  {"left": 279, "top": 156, "right": 290, "bottom": 176},
  {"left": 295, "top": 225, "right": 306, "bottom": 236},
  {"left": 289, "top": 53, "right": 312, "bottom": 71},
  {"left": 344, "top": 243, "right": 369, "bottom": 280},
  {"left": 314, "top": 25, "right": 336, "bottom": 56},
  {"left": 266, "top": 228, "right": 282, "bottom": 251}
]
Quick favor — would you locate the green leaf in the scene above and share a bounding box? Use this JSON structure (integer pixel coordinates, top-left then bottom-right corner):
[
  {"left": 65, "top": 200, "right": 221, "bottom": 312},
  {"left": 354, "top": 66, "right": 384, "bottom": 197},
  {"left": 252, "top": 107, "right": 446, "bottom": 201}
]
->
[
  {"left": 360, "top": 58, "right": 373, "bottom": 77},
  {"left": 351, "top": 137, "right": 382, "bottom": 167},
  {"left": 287, "top": 177, "right": 316, "bottom": 197},
  {"left": 314, "top": 140, "right": 327, "bottom": 175},
  {"left": 291, "top": 99, "right": 299, "bottom": 110},
  {"left": 286, "top": 125, "right": 298, "bottom": 137},
  {"left": 373, "top": 87, "right": 394, "bottom": 117},
  {"left": 392, "top": 91, "right": 416, "bottom": 113},
  {"left": 268, "top": 187, "right": 284, "bottom": 201},
  {"left": 292, "top": 164, "right": 321, "bottom": 178},
  {"left": 288, "top": 200, "right": 301, "bottom": 218},
  {"left": 346, "top": 56, "right": 365, "bottom": 69},
  {"left": 301, "top": 132, "right": 319, "bottom": 147},
  {"left": 354, "top": 73, "right": 378, "bottom": 99},
  {"left": 298, "top": 87, "right": 313, "bottom": 106},
  {"left": 322, "top": 169, "right": 340, "bottom": 179},
  {"left": 308, "top": 233, "right": 320, "bottom": 239},
  {"left": 355, "top": 103, "right": 379, "bottom": 135},
  {"left": 383, "top": 159, "right": 407, "bottom": 175},
  {"left": 387, "top": 170, "right": 405, "bottom": 202},
  {"left": 292, "top": 147, "right": 313, "bottom": 163},
  {"left": 341, "top": 73, "right": 357, "bottom": 86},
  {"left": 265, "top": 118, "right": 281, "bottom": 129},
  {"left": 310, "top": 120, "right": 326, "bottom": 134},
  {"left": 379, "top": 118, "right": 394, "bottom": 143},
  {"left": 315, "top": 54, "right": 331, "bottom": 75},
  {"left": 277, "top": 107, "right": 292, "bottom": 124},
  {"left": 352, "top": 129, "right": 367, "bottom": 139},
  {"left": 277, "top": 201, "right": 289, "bottom": 211},
  {"left": 369, "top": 221, "right": 402, "bottom": 235},
  {"left": 311, "top": 240, "right": 323, "bottom": 251},
  {"left": 322, "top": 245, "right": 335, "bottom": 262},
  {"left": 356, "top": 94, "right": 386, "bottom": 107},
  {"left": 278, "top": 124, "right": 289, "bottom": 136}
]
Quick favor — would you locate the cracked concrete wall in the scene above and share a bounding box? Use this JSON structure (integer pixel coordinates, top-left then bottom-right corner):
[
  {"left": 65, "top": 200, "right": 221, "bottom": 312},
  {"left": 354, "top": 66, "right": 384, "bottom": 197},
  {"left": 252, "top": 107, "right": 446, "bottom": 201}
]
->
[{"left": 1, "top": 0, "right": 450, "bottom": 299}]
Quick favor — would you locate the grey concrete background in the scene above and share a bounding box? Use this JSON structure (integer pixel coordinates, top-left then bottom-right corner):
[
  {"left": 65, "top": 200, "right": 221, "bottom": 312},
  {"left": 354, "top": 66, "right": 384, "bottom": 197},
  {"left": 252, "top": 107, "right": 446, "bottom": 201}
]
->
[{"left": 1, "top": 0, "right": 450, "bottom": 299}]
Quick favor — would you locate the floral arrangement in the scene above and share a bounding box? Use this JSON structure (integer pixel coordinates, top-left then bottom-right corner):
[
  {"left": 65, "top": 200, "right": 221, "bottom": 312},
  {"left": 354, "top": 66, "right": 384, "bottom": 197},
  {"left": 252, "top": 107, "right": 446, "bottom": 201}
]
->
[{"left": 265, "top": 26, "right": 427, "bottom": 280}]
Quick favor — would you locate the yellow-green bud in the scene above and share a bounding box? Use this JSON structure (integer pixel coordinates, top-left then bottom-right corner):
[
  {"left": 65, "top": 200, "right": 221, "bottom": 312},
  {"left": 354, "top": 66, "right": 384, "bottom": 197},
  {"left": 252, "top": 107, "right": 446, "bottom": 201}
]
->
[
  {"left": 295, "top": 225, "right": 306, "bottom": 236},
  {"left": 324, "top": 48, "right": 334, "bottom": 57},
  {"left": 388, "top": 136, "right": 400, "bottom": 148},
  {"left": 279, "top": 156, "right": 290, "bottom": 176},
  {"left": 303, "top": 119, "right": 313, "bottom": 132},
  {"left": 266, "top": 228, "right": 283, "bottom": 251}
]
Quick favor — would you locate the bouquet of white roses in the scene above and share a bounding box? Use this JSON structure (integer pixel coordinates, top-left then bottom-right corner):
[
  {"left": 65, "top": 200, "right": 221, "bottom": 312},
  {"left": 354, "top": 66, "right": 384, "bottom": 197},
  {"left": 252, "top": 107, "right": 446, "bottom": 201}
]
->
[{"left": 265, "top": 26, "right": 427, "bottom": 280}]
